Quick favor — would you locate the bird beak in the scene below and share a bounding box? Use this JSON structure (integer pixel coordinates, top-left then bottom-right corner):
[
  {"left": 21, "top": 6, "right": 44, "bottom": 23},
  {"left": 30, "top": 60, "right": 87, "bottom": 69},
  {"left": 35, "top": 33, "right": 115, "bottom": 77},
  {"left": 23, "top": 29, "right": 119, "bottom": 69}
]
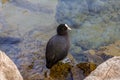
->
[{"left": 65, "top": 24, "right": 72, "bottom": 30}]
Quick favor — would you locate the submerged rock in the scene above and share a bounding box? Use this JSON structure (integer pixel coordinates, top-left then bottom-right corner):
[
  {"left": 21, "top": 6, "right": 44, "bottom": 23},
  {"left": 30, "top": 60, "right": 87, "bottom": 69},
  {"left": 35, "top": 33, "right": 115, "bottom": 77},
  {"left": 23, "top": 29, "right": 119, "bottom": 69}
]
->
[
  {"left": 0, "top": 50, "right": 23, "bottom": 80},
  {"left": 0, "top": 36, "right": 21, "bottom": 44},
  {"left": 56, "top": 0, "right": 120, "bottom": 52},
  {"left": 84, "top": 56, "right": 120, "bottom": 80},
  {"left": 71, "top": 66, "right": 84, "bottom": 80},
  {"left": 1, "top": 0, "right": 9, "bottom": 4},
  {"left": 98, "top": 40, "right": 120, "bottom": 56}
]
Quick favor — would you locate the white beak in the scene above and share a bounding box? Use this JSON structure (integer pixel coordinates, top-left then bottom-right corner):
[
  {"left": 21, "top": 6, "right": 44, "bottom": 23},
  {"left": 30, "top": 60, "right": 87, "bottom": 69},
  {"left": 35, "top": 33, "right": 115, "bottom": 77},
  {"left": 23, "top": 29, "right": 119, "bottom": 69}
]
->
[{"left": 65, "top": 24, "right": 72, "bottom": 30}]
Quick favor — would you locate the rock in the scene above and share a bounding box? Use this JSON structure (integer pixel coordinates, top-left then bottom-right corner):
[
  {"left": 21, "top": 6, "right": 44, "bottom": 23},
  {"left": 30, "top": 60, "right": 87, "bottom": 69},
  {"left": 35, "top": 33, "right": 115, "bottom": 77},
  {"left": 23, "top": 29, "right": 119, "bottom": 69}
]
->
[
  {"left": 98, "top": 40, "right": 120, "bottom": 56},
  {"left": 84, "top": 56, "right": 120, "bottom": 80},
  {"left": 67, "top": 53, "right": 78, "bottom": 65},
  {"left": 0, "top": 36, "right": 21, "bottom": 60},
  {"left": 17, "top": 52, "right": 45, "bottom": 80},
  {"left": 49, "top": 62, "right": 72, "bottom": 80},
  {"left": 71, "top": 66, "right": 85, "bottom": 80},
  {"left": 46, "top": 61, "right": 97, "bottom": 80},
  {"left": 77, "top": 62, "right": 97, "bottom": 76},
  {"left": 87, "top": 54, "right": 104, "bottom": 65},
  {"left": 72, "top": 40, "right": 119, "bottom": 65},
  {"left": 88, "top": 50, "right": 96, "bottom": 55},
  {"left": 72, "top": 53, "right": 89, "bottom": 63},
  {"left": 0, "top": 50, "right": 23, "bottom": 80},
  {"left": 83, "top": 51, "right": 104, "bottom": 65},
  {"left": 71, "top": 51, "right": 104, "bottom": 65},
  {"left": 1, "top": 0, "right": 9, "bottom": 4},
  {"left": 96, "top": 53, "right": 113, "bottom": 61}
]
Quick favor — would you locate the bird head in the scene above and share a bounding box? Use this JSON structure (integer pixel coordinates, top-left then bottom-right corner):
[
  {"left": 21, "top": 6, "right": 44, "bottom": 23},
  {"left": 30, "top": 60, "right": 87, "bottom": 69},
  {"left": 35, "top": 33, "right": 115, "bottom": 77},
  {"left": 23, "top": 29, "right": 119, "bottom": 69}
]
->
[{"left": 57, "top": 24, "right": 71, "bottom": 35}]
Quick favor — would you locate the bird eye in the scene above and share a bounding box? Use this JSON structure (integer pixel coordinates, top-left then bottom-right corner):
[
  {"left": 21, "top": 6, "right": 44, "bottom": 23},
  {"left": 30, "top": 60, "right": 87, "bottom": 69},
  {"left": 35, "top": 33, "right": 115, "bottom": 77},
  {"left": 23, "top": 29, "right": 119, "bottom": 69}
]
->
[{"left": 62, "top": 27, "right": 67, "bottom": 31}]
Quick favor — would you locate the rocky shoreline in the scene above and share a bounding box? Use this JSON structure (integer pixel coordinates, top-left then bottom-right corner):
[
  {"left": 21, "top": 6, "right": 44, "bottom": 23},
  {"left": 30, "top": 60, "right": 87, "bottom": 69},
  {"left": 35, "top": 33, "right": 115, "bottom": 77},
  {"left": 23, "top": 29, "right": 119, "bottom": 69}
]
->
[{"left": 0, "top": 0, "right": 120, "bottom": 80}]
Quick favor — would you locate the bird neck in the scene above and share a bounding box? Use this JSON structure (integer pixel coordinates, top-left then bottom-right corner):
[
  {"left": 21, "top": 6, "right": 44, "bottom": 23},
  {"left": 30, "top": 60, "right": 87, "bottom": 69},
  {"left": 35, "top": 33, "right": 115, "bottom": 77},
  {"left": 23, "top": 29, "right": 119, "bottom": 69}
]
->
[
  {"left": 57, "top": 33, "right": 69, "bottom": 41},
  {"left": 57, "top": 31, "right": 68, "bottom": 36}
]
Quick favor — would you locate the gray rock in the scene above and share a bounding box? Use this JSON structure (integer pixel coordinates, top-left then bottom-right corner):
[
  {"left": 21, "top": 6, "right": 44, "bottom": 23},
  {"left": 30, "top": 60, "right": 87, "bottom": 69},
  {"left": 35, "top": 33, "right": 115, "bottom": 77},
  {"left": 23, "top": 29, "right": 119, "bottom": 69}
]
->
[
  {"left": 84, "top": 56, "right": 120, "bottom": 80},
  {"left": 0, "top": 50, "right": 23, "bottom": 80}
]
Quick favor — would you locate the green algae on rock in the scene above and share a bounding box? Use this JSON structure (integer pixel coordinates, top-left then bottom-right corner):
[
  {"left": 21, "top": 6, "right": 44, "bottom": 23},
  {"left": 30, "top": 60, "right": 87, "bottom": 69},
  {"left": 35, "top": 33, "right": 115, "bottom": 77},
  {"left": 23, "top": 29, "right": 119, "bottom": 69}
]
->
[
  {"left": 49, "top": 62, "right": 72, "bottom": 80},
  {"left": 46, "top": 62, "right": 97, "bottom": 80},
  {"left": 77, "top": 62, "right": 97, "bottom": 76}
]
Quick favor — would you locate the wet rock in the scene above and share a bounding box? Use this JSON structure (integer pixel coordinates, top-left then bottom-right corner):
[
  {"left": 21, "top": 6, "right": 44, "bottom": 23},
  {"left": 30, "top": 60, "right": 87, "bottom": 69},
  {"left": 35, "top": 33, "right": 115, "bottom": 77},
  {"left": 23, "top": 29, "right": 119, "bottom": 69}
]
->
[
  {"left": 72, "top": 53, "right": 89, "bottom": 63},
  {"left": 0, "top": 36, "right": 21, "bottom": 61},
  {"left": 83, "top": 50, "right": 107, "bottom": 65},
  {"left": 87, "top": 54, "right": 104, "bottom": 65},
  {"left": 71, "top": 51, "right": 104, "bottom": 66},
  {"left": 46, "top": 61, "right": 97, "bottom": 80},
  {"left": 17, "top": 52, "right": 45, "bottom": 80},
  {"left": 49, "top": 62, "right": 72, "bottom": 80},
  {"left": 71, "top": 66, "right": 84, "bottom": 80},
  {"left": 77, "top": 62, "right": 97, "bottom": 76},
  {"left": 97, "top": 53, "right": 113, "bottom": 61},
  {"left": 67, "top": 53, "right": 77, "bottom": 65},
  {"left": 72, "top": 41, "right": 120, "bottom": 65},
  {"left": 84, "top": 56, "right": 120, "bottom": 80},
  {"left": 98, "top": 40, "right": 120, "bottom": 56},
  {"left": 0, "top": 50, "right": 23, "bottom": 80}
]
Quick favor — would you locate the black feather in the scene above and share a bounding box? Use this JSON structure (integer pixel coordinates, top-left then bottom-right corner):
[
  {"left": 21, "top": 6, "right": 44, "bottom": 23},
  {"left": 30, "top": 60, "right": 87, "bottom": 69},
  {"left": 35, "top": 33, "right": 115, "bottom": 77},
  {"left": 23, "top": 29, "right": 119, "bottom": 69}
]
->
[{"left": 45, "top": 24, "right": 70, "bottom": 69}]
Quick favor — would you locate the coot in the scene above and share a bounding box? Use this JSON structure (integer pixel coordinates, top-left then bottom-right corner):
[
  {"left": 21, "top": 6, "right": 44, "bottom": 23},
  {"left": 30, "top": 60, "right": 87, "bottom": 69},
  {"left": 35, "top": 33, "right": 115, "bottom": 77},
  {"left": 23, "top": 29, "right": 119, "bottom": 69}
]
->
[{"left": 45, "top": 24, "right": 71, "bottom": 69}]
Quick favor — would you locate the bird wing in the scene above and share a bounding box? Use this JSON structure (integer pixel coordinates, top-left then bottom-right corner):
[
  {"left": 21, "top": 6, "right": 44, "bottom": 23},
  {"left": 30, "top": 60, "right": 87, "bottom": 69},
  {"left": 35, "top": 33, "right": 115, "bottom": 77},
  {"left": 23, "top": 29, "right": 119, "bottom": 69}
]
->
[{"left": 45, "top": 35, "right": 68, "bottom": 67}]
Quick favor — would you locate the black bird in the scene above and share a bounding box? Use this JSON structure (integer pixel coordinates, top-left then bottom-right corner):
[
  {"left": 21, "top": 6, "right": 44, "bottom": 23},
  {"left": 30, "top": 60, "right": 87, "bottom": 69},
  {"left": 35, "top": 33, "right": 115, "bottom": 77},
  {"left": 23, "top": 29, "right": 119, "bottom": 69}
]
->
[{"left": 45, "top": 24, "right": 71, "bottom": 69}]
